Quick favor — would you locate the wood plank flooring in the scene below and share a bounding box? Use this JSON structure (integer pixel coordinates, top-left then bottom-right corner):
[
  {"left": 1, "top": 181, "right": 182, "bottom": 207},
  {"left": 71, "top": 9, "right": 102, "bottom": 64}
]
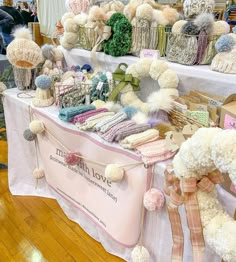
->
[{"left": 0, "top": 141, "right": 124, "bottom": 262}]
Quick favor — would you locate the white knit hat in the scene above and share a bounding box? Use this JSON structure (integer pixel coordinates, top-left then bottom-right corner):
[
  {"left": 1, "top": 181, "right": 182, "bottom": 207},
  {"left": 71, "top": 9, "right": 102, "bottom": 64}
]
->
[
  {"left": 183, "top": 0, "right": 215, "bottom": 19},
  {"left": 32, "top": 75, "right": 54, "bottom": 107},
  {"left": 7, "top": 27, "right": 42, "bottom": 69}
]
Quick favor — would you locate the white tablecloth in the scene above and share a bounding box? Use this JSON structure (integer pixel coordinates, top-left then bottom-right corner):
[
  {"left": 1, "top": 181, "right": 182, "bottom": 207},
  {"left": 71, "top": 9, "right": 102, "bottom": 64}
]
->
[
  {"left": 3, "top": 88, "right": 236, "bottom": 262},
  {"left": 61, "top": 48, "right": 236, "bottom": 98}
]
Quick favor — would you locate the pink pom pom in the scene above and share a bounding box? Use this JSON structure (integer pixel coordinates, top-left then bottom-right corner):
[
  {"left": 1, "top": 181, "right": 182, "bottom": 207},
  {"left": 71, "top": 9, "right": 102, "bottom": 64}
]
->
[
  {"left": 143, "top": 188, "right": 165, "bottom": 211},
  {"left": 64, "top": 152, "right": 81, "bottom": 166}
]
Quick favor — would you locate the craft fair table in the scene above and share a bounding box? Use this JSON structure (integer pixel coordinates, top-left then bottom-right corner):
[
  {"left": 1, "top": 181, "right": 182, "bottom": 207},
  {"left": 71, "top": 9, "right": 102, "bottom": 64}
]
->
[
  {"left": 3, "top": 88, "right": 236, "bottom": 262},
  {"left": 61, "top": 48, "right": 236, "bottom": 98}
]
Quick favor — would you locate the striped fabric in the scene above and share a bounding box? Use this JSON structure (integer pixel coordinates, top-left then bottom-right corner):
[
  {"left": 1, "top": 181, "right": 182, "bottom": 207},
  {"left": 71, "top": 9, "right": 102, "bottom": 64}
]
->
[{"left": 71, "top": 108, "right": 108, "bottom": 125}]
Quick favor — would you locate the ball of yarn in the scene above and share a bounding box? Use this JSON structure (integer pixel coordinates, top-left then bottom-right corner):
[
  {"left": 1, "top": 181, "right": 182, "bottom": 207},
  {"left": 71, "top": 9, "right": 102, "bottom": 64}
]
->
[
  {"left": 33, "top": 168, "right": 45, "bottom": 179},
  {"left": 29, "top": 120, "right": 45, "bottom": 134},
  {"left": 143, "top": 188, "right": 165, "bottom": 211},
  {"left": 23, "top": 129, "right": 36, "bottom": 141},
  {"left": 105, "top": 164, "right": 124, "bottom": 182},
  {"left": 215, "top": 35, "right": 235, "bottom": 53},
  {"left": 181, "top": 21, "right": 199, "bottom": 35},
  {"left": 131, "top": 245, "right": 150, "bottom": 262},
  {"left": 64, "top": 152, "right": 81, "bottom": 166},
  {"left": 35, "top": 75, "right": 52, "bottom": 90}
]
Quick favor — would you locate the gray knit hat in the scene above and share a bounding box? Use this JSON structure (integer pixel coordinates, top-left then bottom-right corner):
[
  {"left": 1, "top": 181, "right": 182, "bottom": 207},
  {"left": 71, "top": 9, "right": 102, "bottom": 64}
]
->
[{"left": 183, "top": 0, "right": 215, "bottom": 19}]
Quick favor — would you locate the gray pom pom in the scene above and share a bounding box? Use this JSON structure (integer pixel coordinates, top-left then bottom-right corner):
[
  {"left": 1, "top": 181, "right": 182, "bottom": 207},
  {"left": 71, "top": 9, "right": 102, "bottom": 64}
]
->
[
  {"left": 181, "top": 21, "right": 199, "bottom": 35},
  {"left": 41, "top": 44, "right": 55, "bottom": 61},
  {"left": 194, "top": 13, "right": 214, "bottom": 35},
  {"left": 23, "top": 129, "right": 36, "bottom": 141}
]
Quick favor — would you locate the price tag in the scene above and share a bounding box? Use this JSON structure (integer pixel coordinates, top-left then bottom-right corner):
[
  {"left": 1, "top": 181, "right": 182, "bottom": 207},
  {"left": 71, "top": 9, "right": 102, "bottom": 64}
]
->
[
  {"left": 140, "top": 49, "right": 160, "bottom": 59},
  {"left": 208, "top": 98, "right": 222, "bottom": 107},
  {"left": 96, "top": 82, "right": 104, "bottom": 91},
  {"left": 85, "top": 95, "right": 90, "bottom": 105}
]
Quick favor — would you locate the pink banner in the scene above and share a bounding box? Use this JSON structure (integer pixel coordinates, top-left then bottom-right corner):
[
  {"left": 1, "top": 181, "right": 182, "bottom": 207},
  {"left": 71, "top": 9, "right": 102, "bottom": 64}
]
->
[
  {"left": 224, "top": 114, "right": 236, "bottom": 130},
  {"left": 33, "top": 111, "right": 150, "bottom": 247}
]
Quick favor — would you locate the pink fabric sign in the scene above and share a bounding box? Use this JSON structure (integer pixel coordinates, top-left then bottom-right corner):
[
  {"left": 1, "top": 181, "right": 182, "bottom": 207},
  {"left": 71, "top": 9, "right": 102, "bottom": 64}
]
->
[
  {"left": 224, "top": 114, "right": 236, "bottom": 130},
  {"left": 34, "top": 111, "right": 150, "bottom": 247}
]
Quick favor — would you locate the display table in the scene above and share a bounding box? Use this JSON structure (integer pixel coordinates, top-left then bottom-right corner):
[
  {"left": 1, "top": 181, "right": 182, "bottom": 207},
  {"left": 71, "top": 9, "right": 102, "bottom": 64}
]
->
[
  {"left": 3, "top": 88, "right": 236, "bottom": 262},
  {"left": 61, "top": 48, "right": 236, "bottom": 98}
]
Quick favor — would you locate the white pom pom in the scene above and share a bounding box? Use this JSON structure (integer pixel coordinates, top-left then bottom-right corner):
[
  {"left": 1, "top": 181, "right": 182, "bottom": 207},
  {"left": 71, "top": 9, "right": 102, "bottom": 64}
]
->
[
  {"left": 29, "top": 120, "right": 45, "bottom": 134},
  {"left": 13, "top": 27, "right": 32, "bottom": 40},
  {"left": 131, "top": 245, "right": 150, "bottom": 262},
  {"left": 103, "top": 101, "right": 122, "bottom": 113},
  {"left": 131, "top": 112, "right": 149, "bottom": 124},
  {"left": 147, "top": 90, "right": 174, "bottom": 113},
  {"left": 105, "top": 164, "right": 124, "bottom": 182},
  {"left": 74, "top": 13, "right": 88, "bottom": 25},
  {"left": 136, "top": 4, "right": 153, "bottom": 21},
  {"left": 33, "top": 168, "right": 45, "bottom": 179},
  {"left": 158, "top": 69, "right": 179, "bottom": 89}
]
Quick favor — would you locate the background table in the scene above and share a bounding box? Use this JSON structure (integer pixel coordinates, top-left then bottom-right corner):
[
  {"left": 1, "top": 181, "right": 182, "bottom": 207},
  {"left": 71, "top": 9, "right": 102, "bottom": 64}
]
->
[
  {"left": 61, "top": 48, "right": 236, "bottom": 98},
  {"left": 3, "top": 88, "right": 236, "bottom": 262}
]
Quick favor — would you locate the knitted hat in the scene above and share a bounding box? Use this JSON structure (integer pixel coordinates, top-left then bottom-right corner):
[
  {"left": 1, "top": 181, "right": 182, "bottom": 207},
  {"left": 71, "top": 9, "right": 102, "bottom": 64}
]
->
[
  {"left": 65, "top": 0, "right": 90, "bottom": 15},
  {"left": 7, "top": 27, "right": 42, "bottom": 69},
  {"left": 183, "top": 0, "right": 215, "bottom": 19},
  {"left": 32, "top": 75, "right": 54, "bottom": 107}
]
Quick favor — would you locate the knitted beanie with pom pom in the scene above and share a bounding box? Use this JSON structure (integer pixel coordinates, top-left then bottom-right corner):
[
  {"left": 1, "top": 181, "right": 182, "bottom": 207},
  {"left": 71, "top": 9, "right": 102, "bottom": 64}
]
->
[{"left": 7, "top": 27, "right": 42, "bottom": 69}]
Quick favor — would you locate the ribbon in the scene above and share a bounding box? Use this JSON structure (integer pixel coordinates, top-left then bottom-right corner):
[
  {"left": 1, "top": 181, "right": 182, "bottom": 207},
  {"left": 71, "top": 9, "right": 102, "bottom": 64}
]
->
[
  {"left": 91, "top": 24, "right": 112, "bottom": 73},
  {"left": 164, "top": 166, "right": 224, "bottom": 262},
  {"left": 108, "top": 63, "right": 140, "bottom": 101}
]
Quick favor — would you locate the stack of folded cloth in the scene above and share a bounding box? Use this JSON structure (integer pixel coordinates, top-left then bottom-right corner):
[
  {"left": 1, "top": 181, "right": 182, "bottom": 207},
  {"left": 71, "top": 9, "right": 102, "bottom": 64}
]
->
[
  {"left": 71, "top": 108, "right": 108, "bottom": 125},
  {"left": 59, "top": 105, "right": 96, "bottom": 122},
  {"left": 135, "top": 140, "right": 176, "bottom": 165},
  {"left": 115, "top": 123, "right": 151, "bottom": 142},
  {"left": 95, "top": 111, "right": 128, "bottom": 134},
  {"left": 101, "top": 120, "right": 136, "bottom": 142},
  {"left": 120, "top": 129, "right": 159, "bottom": 149},
  {"left": 77, "top": 112, "right": 115, "bottom": 130}
]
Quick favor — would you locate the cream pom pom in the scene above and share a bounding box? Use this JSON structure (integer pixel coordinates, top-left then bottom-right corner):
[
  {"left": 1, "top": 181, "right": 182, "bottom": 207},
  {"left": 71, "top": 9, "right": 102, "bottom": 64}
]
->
[
  {"left": 124, "top": 4, "right": 137, "bottom": 21},
  {"left": 158, "top": 69, "right": 179, "bottom": 89},
  {"left": 29, "top": 120, "right": 45, "bottom": 134},
  {"left": 135, "top": 58, "right": 152, "bottom": 78},
  {"left": 212, "top": 21, "right": 230, "bottom": 36},
  {"left": 131, "top": 245, "right": 150, "bottom": 262},
  {"left": 143, "top": 188, "right": 165, "bottom": 211},
  {"left": 162, "top": 7, "right": 179, "bottom": 25},
  {"left": 105, "top": 164, "right": 124, "bottom": 182},
  {"left": 152, "top": 9, "right": 169, "bottom": 26},
  {"left": 13, "top": 27, "right": 32, "bottom": 40},
  {"left": 64, "top": 18, "right": 79, "bottom": 33},
  {"left": 149, "top": 60, "right": 169, "bottom": 80},
  {"left": 74, "top": 13, "right": 88, "bottom": 25},
  {"left": 126, "top": 64, "right": 139, "bottom": 78},
  {"left": 136, "top": 4, "right": 153, "bottom": 21},
  {"left": 61, "top": 12, "right": 75, "bottom": 26},
  {"left": 172, "top": 20, "right": 187, "bottom": 34},
  {"left": 147, "top": 90, "right": 174, "bottom": 113},
  {"left": 103, "top": 101, "right": 122, "bottom": 113},
  {"left": 89, "top": 6, "right": 106, "bottom": 22},
  {"left": 131, "top": 111, "right": 149, "bottom": 124},
  {"left": 33, "top": 168, "right": 45, "bottom": 179},
  {"left": 92, "top": 100, "right": 106, "bottom": 109}
]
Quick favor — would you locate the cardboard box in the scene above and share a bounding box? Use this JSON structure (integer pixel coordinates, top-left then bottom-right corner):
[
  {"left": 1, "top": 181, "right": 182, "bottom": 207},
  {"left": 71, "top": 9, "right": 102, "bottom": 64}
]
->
[{"left": 220, "top": 94, "right": 236, "bottom": 130}]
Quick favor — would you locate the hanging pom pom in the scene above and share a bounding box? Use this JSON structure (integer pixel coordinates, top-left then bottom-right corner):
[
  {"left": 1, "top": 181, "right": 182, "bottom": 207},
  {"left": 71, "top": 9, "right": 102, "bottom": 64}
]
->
[
  {"left": 29, "top": 120, "right": 45, "bottom": 134},
  {"left": 105, "top": 164, "right": 124, "bottom": 182},
  {"left": 143, "top": 188, "right": 165, "bottom": 211},
  {"left": 64, "top": 151, "right": 81, "bottom": 166},
  {"left": 33, "top": 168, "right": 45, "bottom": 179},
  {"left": 131, "top": 245, "right": 150, "bottom": 262},
  {"left": 23, "top": 128, "right": 36, "bottom": 141}
]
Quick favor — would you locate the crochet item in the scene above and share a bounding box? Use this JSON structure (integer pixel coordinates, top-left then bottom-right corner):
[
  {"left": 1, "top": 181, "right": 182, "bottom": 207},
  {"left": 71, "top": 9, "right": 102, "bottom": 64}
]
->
[
  {"left": 95, "top": 111, "right": 128, "bottom": 133},
  {"left": 32, "top": 75, "right": 54, "bottom": 107},
  {"left": 135, "top": 139, "right": 176, "bottom": 165},
  {"left": 78, "top": 112, "right": 115, "bottom": 130},
  {"left": 115, "top": 123, "right": 151, "bottom": 142},
  {"left": 59, "top": 87, "right": 86, "bottom": 108},
  {"left": 183, "top": 0, "right": 215, "bottom": 19},
  {"left": 120, "top": 129, "right": 159, "bottom": 149},
  {"left": 7, "top": 27, "right": 42, "bottom": 69},
  {"left": 101, "top": 120, "right": 136, "bottom": 142},
  {"left": 103, "top": 13, "right": 132, "bottom": 57},
  {"left": 90, "top": 72, "right": 110, "bottom": 102},
  {"left": 59, "top": 105, "right": 95, "bottom": 122},
  {"left": 71, "top": 108, "right": 108, "bottom": 124}
]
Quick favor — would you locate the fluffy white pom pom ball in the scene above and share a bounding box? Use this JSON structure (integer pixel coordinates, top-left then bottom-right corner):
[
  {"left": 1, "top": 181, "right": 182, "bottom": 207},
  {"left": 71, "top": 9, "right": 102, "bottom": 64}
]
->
[
  {"left": 33, "top": 168, "right": 45, "bottom": 179},
  {"left": 131, "top": 245, "right": 150, "bottom": 262},
  {"left": 105, "top": 164, "right": 124, "bottom": 182},
  {"left": 29, "top": 120, "right": 45, "bottom": 134}
]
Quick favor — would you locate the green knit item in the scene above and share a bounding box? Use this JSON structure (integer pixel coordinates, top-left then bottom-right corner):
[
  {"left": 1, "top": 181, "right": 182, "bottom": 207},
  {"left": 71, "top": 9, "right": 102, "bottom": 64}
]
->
[{"left": 102, "top": 13, "right": 132, "bottom": 57}]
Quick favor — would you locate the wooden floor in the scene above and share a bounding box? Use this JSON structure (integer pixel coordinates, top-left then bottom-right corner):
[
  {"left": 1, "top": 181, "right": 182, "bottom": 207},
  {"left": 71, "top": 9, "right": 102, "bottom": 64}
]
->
[{"left": 0, "top": 141, "right": 124, "bottom": 262}]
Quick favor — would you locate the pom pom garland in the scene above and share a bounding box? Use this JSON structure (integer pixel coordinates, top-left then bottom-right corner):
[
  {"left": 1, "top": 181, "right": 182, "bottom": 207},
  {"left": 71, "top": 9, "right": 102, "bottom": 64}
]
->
[
  {"left": 105, "top": 164, "right": 124, "bottom": 182},
  {"left": 23, "top": 129, "right": 36, "bottom": 141},
  {"left": 143, "top": 188, "right": 165, "bottom": 211},
  {"left": 29, "top": 120, "right": 45, "bottom": 134},
  {"left": 33, "top": 168, "right": 45, "bottom": 179},
  {"left": 131, "top": 245, "right": 150, "bottom": 262},
  {"left": 64, "top": 152, "right": 81, "bottom": 166}
]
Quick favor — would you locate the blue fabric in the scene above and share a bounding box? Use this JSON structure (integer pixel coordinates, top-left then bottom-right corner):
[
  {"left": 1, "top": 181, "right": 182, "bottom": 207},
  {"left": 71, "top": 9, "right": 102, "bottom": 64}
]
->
[
  {"left": 2, "top": 32, "right": 13, "bottom": 46},
  {"left": 59, "top": 105, "right": 96, "bottom": 122}
]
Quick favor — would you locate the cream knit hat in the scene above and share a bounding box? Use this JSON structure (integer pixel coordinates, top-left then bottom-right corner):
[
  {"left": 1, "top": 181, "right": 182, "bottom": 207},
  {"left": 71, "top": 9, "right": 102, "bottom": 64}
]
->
[
  {"left": 7, "top": 27, "right": 42, "bottom": 69},
  {"left": 183, "top": 0, "right": 215, "bottom": 19}
]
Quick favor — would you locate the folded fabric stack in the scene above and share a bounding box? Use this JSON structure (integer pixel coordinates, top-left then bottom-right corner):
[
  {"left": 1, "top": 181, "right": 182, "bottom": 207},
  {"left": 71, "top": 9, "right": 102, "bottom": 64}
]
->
[
  {"left": 71, "top": 108, "right": 108, "bottom": 124},
  {"left": 120, "top": 129, "right": 159, "bottom": 149},
  {"left": 59, "top": 105, "right": 96, "bottom": 122}
]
